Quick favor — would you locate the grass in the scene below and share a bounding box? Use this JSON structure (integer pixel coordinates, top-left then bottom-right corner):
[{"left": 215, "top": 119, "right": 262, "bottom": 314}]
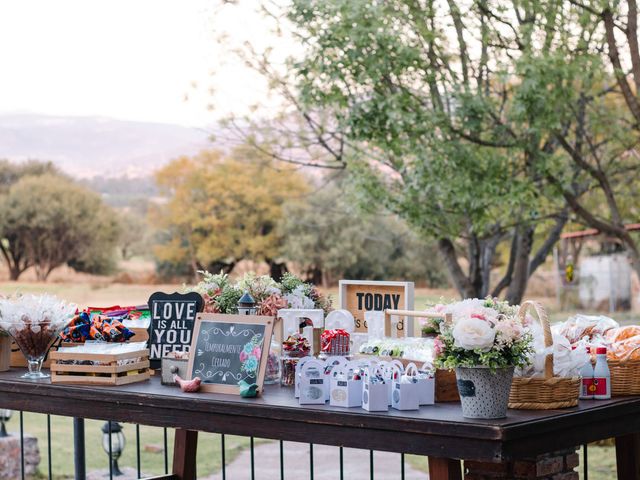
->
[
  {"left": 0, "top": 281, "right": 628, "bottom": 479},
  {"left": 17, "top": 413, "right": 251, "bottom": 479}
]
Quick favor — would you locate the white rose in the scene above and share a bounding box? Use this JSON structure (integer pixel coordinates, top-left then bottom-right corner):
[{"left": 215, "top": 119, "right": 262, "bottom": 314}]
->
[{"left": 452, "top": 317, "right": 496, "bottom": 351}]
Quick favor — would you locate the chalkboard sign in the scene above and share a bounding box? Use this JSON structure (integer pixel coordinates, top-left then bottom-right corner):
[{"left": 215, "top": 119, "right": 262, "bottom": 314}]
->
[
  {"left": 148, "top": 291, "right": 204, "bottom": 368},
  {"left": 187, "top": 313, "right": 275, "bottom": 395}
]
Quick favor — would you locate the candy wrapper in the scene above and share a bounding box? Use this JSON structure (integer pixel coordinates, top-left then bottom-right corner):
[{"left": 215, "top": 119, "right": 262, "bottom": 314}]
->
[
  {"left": 358, "top": 337, "right": 435, "bottom": 364},
  {"left": 321, "top": 328, "right": 350, "bottom": 356},
  {"left": 60, "top": 312, "right": 135, "bottom": 343},
  {"left": 281, "top": 334, "right": 311, "bottom": 387}
]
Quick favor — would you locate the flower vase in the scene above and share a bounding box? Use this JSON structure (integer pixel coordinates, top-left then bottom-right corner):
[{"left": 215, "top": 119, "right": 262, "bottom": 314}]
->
[
  {"left": 455, "top": 366, "right": 514, "bottom": 419},
  {"left": 0, "top": 336, "right": 10, "bottom": 372}
]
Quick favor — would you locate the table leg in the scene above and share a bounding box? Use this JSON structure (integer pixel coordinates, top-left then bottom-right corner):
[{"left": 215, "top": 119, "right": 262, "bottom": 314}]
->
[
  {"left": 428, "top": 456, "right": 462, "bottom": 480},
  {"left": 615, "top": 433, "right": 640, "bottom": 480},
  {"left": 172, "top": 429, "right": 198, "bottom": 480}
]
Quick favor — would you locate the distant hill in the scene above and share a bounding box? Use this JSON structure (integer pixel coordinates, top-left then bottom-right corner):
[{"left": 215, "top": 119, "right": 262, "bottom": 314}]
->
[{"left": 0, "top": 113, "right": 215, "bottom": 177}]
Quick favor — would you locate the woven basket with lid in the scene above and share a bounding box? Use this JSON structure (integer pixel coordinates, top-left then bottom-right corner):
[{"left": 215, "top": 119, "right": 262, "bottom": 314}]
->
[{"left": 508, "top": 300, "right": 580, "bottom": 410}]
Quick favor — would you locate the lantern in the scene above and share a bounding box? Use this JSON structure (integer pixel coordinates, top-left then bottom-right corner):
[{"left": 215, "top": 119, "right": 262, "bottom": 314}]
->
[
  {"left": 101, "top": 421, "right": 125, "bottom": 476},
  {"left": 0, "top": 409, "right": 11, "bottom": 438},
  {"left": 237, "top": 292, "right": 257, "bottom": 316}
]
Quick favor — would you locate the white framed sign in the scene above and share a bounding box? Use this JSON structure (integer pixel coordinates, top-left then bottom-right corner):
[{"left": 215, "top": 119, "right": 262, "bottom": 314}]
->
[{"left": 338, "top": 280, "right": 415, "bottom": 335}]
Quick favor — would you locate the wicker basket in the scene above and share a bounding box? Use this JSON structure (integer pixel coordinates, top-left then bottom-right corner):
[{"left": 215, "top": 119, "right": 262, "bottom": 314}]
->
[
  {"left": 609, "top": 353, "right": 640, "bottom": 396},
  {"left": 508, "top": 300, "right": 580, "bottom": 410}
]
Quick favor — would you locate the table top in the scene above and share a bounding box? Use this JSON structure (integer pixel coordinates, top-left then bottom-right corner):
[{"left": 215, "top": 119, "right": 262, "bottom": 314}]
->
[{"left": 1, "top": 369, "right": 639, "bottom": 461}]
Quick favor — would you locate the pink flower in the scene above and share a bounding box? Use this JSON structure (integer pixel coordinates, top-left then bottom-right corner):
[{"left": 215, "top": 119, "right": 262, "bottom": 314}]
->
[
  {"left": 252, "top": 346, "right": 261, "bottom": 358},
  {"left": 434, "top": 336, "right": 445, "bottom": 356},
  {"left": 239, "top": 351, "right": 248, "bottom": 362}
]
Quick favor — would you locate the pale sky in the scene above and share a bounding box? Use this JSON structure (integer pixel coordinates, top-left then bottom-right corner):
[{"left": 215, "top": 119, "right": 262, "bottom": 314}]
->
[{"left": 0, "top": 0, "right": 282, "bottom": 127}]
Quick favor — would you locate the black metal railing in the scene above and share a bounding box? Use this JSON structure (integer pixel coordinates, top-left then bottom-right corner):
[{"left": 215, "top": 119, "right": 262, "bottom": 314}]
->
[{"left": 5, "top": 410, "right": 597, "bottom": 479}]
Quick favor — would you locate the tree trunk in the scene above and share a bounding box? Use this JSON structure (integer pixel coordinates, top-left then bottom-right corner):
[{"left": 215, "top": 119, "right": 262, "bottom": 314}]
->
[
  {"left": 268, "top": 260, "right": 289, "bottom": 282},
  {"left": 438, "top": 238, "right": 480, "bottom": 298},
  {"left": 505, "top": 226, "right": 534, "bottom": 305},
  {"left": 8, "top": 265, "right": 21, "bottom": 281}
]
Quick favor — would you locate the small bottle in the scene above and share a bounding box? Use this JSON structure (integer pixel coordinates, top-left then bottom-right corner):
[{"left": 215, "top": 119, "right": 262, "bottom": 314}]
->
[
  {"left": 578, "top": 346, "right": 594, "bottom": 400},
  {"left": 593, "top": 347, "right": 611, "bottom": 400}
]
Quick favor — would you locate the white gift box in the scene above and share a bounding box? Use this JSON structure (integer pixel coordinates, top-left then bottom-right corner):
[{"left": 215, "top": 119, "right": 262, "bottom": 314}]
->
[
  {"left": 391, "top": 362, "right": 420, "bottom": 411},
  {"left": 413, "top": 363, "right": 435, "bottom": 406},
  {"left": 322, "top": 356, "right": 349, "bottom": 401},
  {"left": 330, "top": 370, "right": 362, "bottom": 408},
  {"left": 330, "top": 359, "right": 370, "bottom": 408},
  {"left": 299, "top": 359, "right": 327, "bottom": 405},
  {"left": 362, "top": 367, "right": 389, "bottom": 412},
  {"left": 295, "top": 356, "right": 316, "bottom": 398}
]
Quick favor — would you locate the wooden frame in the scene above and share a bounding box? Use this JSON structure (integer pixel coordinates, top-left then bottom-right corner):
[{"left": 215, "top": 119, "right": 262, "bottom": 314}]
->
[
  {"left": 339, "top": 280, "right": 415, "bottom": 335},
  {"left": 383, "top": 309, "right": 452, "bottom": 338},
  {"left": 187, "top": 313, "right": 274, "bottom": 395}
]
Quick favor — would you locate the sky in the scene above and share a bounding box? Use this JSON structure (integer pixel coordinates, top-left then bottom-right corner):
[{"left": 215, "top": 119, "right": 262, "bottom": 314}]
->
[{"left": 0, "top": 0, "right": 281, "bottom": 128}]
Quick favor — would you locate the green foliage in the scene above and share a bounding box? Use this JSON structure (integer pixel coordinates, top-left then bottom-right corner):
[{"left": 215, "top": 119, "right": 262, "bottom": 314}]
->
[
  {"left": 280, "top": 181, "right": 448, "bottom": 286},
  {"left": 436, "top": 335, "right": 533, "bottom": 371},
  {"left": 151, "top": 148, "right": 309, "bottom": 275},
  {"left": 0, "top": 174, "right": 120, "bottom": 280}
]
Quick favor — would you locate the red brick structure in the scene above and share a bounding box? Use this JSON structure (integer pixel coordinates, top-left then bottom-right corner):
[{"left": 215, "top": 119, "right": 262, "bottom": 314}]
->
[{"left": 465, "top": 448, "right": 579, "bottom": 479}]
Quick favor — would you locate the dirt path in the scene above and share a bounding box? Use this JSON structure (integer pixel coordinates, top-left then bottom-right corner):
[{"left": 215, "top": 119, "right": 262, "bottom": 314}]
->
[{"left": 204, "top": 441, "right": 428, "bottom": 479}]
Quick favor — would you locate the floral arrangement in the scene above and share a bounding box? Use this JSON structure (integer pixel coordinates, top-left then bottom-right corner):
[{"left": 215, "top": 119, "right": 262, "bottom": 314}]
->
[
  {"left": 187, "top": 271, "right": 332, "bottom": 316},
  {"left": 433, "top": 298, "right": 533, "bottom": 370}
]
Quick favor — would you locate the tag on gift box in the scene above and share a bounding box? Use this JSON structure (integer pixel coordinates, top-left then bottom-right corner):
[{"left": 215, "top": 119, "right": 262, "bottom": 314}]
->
[
  {"left": 295, "top": 356, "right": 316, "bottom": 398},
  {"left": 299, "top": 359, "right": 327, "bottom": 405},
  {"left": 391, "top": 364, "right": 420, "bottom": 411},
  {"left": 362, "top": 366, "right": 389, "bottom": 412}
]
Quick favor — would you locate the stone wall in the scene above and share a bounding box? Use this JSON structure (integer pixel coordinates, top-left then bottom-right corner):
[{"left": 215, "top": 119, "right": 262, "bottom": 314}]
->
[{"left": 0, "top": 435, "right": 40, "bottom": 479}]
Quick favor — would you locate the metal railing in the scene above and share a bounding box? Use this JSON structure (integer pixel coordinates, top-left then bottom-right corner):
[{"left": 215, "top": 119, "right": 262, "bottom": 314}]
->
[{"left": 5, "top": 410, "right": 595, "bottom": 479}]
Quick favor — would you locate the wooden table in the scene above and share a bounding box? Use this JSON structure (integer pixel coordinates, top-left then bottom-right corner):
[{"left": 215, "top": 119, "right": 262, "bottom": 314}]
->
[{"left": 1, "top": 370, "right": 639, "bottom": 479}]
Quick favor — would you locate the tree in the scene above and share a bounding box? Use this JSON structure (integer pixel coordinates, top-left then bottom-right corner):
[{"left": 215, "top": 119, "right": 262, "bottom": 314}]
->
[
  {"left": 0, "top": 159, "right": 60, "bottom": 193},
  {"left": 281, "top": 181, "right": 448, "bottom": 287},
  {"left": 222, "top": 0, "right": 599, "bottom": 303},
  {"left": 117, "top": 211, "right": 149, "bottom": 260},
  {"left": 536, "top": 0, "right": 640, "bottom": 278},
  {"left": 151, "top": 149, "right": 309, "bottom": 278},
  {"left": 0, "top": 174, "right": 120, "bottom": 280}
]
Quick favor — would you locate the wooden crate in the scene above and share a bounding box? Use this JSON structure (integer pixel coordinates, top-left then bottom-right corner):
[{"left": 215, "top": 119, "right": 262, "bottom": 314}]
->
[{"left": 50, "top": 348, "right": 150, "bottom": 386}]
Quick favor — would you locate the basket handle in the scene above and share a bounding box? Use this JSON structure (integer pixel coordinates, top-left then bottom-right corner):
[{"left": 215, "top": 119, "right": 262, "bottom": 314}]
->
[
  {"left": 384, "top": 309, "right": 453, "bottom": 337},
  {"left": 518, "top": 300, "right": 553, "bottom": 379}
]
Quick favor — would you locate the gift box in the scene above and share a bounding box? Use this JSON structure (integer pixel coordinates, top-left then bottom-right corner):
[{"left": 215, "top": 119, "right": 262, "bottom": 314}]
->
[
  {"left": 391, "top": 364, "right": 420, "bottom": 411},
  {"left": 299, "top": 359, "right": 327, "bottom": 405},
  {"left": 294, "top": 356, "right": 316, "bottom": 398},
  {"left": 322, "top": 356, "right": 349, "bottom": 401},
  {"left": 415, "top": 363, "right": 436, "bottom": 405},
  {"left": 379, "top": 359, "right": 405, "bottom": 406},
  {"left": 329, "top": 362, "right": 363, "bottom": 408},
  {"left": 362, "top": 367, "right": 388, "bottom": 412}
]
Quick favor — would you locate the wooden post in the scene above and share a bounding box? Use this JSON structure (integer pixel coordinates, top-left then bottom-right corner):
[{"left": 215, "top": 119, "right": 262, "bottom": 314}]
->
[
  {"left": 428, "top": 457, "right": 462, "bottom": 480},
  {"left": 615, "top": 433, "right": 640, "bottom": 480},
  {"left": 173, "top": 429, "right": 198, "bottom": 480}
]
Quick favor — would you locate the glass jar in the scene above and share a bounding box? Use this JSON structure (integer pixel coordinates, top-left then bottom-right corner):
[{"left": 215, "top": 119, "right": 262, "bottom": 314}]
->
[
  {"left": 280, "top": 351, "right": 306, "bottom": 387},
  {"left": 264, "top": 339, "right": 281, "bottom": 385}
]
